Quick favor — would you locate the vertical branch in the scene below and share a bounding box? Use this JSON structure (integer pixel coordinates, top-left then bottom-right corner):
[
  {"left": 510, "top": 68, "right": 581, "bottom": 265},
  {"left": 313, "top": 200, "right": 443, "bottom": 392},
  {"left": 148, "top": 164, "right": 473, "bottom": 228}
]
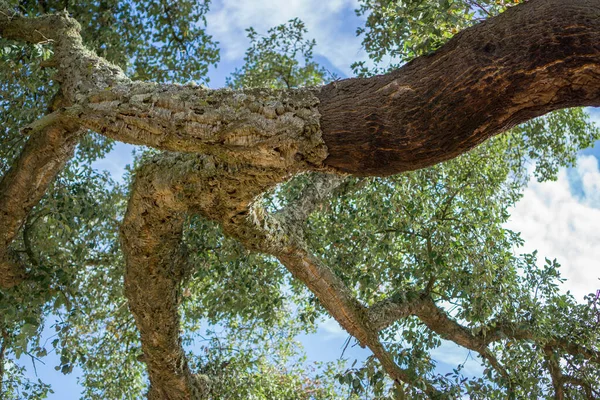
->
[{"left": 121, "top": 163, "right": 208, "bottom": 400}]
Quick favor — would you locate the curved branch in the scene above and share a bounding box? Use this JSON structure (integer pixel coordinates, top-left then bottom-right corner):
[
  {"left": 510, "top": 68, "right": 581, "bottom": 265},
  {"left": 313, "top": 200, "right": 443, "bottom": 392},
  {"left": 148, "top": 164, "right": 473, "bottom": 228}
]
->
[
  {"left": 229, "top": 212, "right": 442, "bottom": 398},
  {"left": 10, "top": 0, "right": 600, "bottom": 180},
  {"left": 0, "top": 4, "right": 129, "bottom": 288},
  {"left": 0, "top": 5, "right": 128, "bottom": 101},
  {"left": 122, "top": 152, "right": 442, "bottom": 398},
  {"left": 225, "top": 195, "right": 442, "bottom": 396},
  {"left": 0, "top": 123, "right": 80, "bottom": 288},
  {"left": 5, "top": 0, "right": 600, "bottom": 180},
  {"left": 317, "top": 0, "right": 600, "bottom": 175},
  {"left": 368, "top": 291, "right": 426, "bottom": 332},
  {"left": 121, "top": 152, "right": 303, "bottom": 398},
  {"left": 415, "top": 298, "right": 512, "bottom": 384}
]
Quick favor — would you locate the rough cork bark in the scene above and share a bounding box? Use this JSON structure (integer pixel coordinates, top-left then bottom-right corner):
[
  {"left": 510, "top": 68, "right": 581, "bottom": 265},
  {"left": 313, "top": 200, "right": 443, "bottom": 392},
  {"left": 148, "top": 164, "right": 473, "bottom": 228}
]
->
[
  {"left": 0, "top": 124, "right": 80, "bottom": 288},
  {"left": 2, "top": 0, "right": 600, "bottom": 398}
]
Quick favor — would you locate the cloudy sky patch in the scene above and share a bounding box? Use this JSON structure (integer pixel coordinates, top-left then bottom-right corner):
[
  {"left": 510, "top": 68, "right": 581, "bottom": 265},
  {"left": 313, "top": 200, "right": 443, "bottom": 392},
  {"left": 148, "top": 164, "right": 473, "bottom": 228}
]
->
[
  {"left": 206, "top": 0, "right": 365, "bottom": 77},
  {"left": 507, "top": 154, "right": 600, "bottom": 301}
]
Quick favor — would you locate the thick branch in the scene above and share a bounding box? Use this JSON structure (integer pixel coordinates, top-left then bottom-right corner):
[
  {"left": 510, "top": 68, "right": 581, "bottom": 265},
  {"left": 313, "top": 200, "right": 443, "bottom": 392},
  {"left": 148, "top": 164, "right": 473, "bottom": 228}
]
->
[
  {"left": 122, "top": 162, "right": 207, "bottom": 400},
  {"left": 561, "top": 375, "right": 596, "bottom": 400},
  {"left": 12, "top": 0, "right": 600, "bottom": 180},
  {"left": 415, "top": 298, "right": 511, "bottom": 383},
  {"left": 0, "top": 5, "right": 129, "bottom": 287},
  {"left": 317, "top": 0, "right": 600, "bottom": 175},
  {"left": 6, "top": 0, "right": 600, "bottom": 180},
  {"left": 372, "top": 294, "right": 512, "bottom": 382},
  {"left": 32, "top": 83, "right": 328, "bottom": 170},
  {"left": 482, "top": 322, "right": 600, "bottom": 364},
  {"left": 122, "top": 152, "right": 442, "bottom": 398},
  {"left": 120, "top": 152, "right": 301, "bottom": 399},
  {"left": 368, "top": 291, "right": 426, "bottom": 332},
  {"left": 221, "top": 177, "right": 442, "bottom": 396},
  {"left": 0, "top": 123, "right": 80, "bottom": 288}
]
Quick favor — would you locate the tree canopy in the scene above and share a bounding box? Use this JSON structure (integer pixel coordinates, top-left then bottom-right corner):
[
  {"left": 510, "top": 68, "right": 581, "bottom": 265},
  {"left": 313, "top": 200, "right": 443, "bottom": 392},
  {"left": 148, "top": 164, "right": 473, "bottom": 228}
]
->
[{"left": 1, "top": 0, "right": 600, "bottom": 398}]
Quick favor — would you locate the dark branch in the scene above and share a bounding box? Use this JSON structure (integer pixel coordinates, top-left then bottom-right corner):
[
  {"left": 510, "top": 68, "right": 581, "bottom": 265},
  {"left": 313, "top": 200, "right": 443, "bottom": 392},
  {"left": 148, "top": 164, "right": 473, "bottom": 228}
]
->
[{"left": 317, "top": 0, "right": 600, "bottom": 175}]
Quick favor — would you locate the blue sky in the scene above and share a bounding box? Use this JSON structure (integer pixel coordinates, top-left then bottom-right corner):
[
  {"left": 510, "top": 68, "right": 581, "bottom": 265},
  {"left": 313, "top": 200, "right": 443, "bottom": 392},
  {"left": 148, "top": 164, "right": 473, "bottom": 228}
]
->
[{"left": 12, "top": 0, "right": 600, "bottom": 397}]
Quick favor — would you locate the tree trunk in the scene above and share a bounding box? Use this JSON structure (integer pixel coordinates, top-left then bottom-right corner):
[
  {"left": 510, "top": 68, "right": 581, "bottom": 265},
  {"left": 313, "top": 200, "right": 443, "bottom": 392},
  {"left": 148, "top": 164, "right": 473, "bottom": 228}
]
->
[{"left": 2, "top": 0, "right": 600, "bottom": 397}]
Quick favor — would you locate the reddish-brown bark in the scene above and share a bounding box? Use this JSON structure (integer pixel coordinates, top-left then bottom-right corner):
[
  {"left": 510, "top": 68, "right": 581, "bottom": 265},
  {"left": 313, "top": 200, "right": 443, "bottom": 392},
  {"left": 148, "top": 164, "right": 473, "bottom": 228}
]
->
[
  {"left": 2, "top": 0, "right": 600, "bottom": 398},
  {"left": 318, "top": 0, "right": 600, "bottom": 175}
]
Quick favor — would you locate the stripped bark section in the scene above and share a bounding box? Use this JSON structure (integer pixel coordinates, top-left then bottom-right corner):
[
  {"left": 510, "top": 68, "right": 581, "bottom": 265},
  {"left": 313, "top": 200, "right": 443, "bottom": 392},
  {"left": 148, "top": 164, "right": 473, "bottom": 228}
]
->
[{"left": 317, "top": 0, "right": 600, "bottom": 175}]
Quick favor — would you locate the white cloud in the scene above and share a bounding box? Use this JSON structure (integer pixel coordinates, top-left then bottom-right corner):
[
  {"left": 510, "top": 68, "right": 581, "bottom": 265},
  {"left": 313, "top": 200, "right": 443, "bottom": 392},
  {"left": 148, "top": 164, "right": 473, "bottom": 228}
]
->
[
  {"left": 206, "top": 0, "right": 366, "bottom": 75},
  {"left": 506, "top": 155, "right": 600, "bottom": 301},
  {"left": 429, "top": 341, "right": 484, "bottom": 377},
  {"left": 319, "top": 316, "right": 347, "bottom": 340}
]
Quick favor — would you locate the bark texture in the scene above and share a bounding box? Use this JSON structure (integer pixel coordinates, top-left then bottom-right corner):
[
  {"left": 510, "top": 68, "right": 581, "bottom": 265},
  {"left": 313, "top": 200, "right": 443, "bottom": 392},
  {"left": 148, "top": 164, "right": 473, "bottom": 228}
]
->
[
  {"left": 2, "top": 0, "right": 600, "bottom": 398},
  {"left": 70, "top": 83, "right": 326, "bottom": 169},
  {"left": 0, "top": 4, "right": 128, "bottom": 287},
  {"left": 318, "top": 0, "right": 600, "bottom": 175},
  {"left": 122, "top": 160, "right": 205, "bottom": 400},
  {"left": 121, "top": 153, "right": 309, "bottom": 398},
  {"left": 122, "top": 156, "right": 443, "bottom": 398},
  {"left": 0, "top": 123, "right": 80, "bottom": 287}
]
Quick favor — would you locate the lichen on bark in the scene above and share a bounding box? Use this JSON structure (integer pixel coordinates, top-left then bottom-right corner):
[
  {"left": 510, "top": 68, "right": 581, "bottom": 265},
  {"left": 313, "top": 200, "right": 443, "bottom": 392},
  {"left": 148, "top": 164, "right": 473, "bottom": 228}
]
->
[{"left": 3, "top": 0, "right": 600, "bottom": 397}]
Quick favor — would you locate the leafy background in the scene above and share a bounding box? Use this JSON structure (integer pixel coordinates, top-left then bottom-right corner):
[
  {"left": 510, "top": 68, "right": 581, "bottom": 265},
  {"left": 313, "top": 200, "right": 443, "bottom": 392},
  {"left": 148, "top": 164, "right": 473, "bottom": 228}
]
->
[{"left": 1, "top": 0, "right": 599, "bottom": 398}]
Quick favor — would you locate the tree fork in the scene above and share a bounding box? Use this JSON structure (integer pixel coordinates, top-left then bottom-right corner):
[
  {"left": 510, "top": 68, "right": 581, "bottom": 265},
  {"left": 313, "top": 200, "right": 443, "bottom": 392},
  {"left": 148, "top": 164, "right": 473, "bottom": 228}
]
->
[{"left": 4, "top": 0, "right": 600, "bottom": 178}]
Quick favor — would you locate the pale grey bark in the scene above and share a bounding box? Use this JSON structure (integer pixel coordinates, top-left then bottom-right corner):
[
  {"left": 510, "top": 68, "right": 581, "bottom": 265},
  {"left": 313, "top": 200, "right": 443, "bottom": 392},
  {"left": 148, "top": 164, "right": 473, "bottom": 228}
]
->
[
  {"left": 2, "top": 0, "right": 600, "bottom": 398},
  {"left": 0, "top": 4, "right": 128, "bottom": 287}
]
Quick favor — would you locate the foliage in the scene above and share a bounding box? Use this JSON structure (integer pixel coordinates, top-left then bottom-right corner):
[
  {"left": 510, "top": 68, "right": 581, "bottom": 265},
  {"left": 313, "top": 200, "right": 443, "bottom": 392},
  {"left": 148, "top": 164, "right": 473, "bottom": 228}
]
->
[
  {"left": 353, "top": 0, "right": 523, "bottom": 76},
  {"left": 227, "top": 18, "right": 330, "bottom": 89},
  {"left": 297, "top": 131, "right": 600, "bottom": 397},
  {"left": 1, "top": 0, "right": 600, "bottom": 399}
]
